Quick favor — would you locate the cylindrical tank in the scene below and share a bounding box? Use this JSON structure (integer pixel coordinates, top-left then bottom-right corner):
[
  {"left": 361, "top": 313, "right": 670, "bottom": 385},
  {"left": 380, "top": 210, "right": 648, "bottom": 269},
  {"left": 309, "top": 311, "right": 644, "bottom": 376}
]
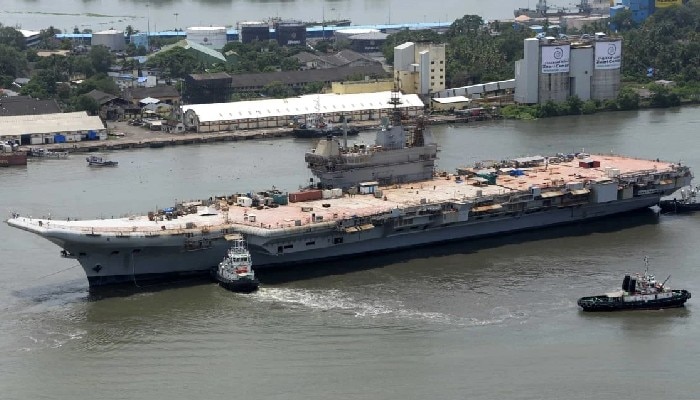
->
[
  {"left": 276, "top": 21, "right": 306, "bottom": 46},
  {"left": 186, "top": 27, "right": 227, "bottom": 50},
  {"left": 239, "top": 21, "right": 270, "bottom": 44},
  {"left": 91, "top": 29, "right": 125, "bottom": 51},
  {"left": 591, "top": 39, "right": 622, "bottom": 101}
]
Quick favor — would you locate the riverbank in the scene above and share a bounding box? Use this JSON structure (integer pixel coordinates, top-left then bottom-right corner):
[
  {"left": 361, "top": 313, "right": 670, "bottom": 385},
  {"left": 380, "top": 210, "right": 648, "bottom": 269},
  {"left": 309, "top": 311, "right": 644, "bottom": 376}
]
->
[{"left": 19, "top": 114, "right": 496, "bottom": 154}]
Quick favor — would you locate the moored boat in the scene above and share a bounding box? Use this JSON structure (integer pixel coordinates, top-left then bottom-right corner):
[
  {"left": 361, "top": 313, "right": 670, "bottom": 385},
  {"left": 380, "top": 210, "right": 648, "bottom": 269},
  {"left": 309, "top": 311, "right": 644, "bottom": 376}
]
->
[
  {"left": 215, "top": 235, "right": 259, "bottom": 293},
  {"left": 29, "top": 148, "right": 69, "bottom": 159},
  {"left": 86, "top": 155, "right": 118, "bottom": 167},
  {"left": 0, "top": 141, "right": 27, "bottom": 167},
  {"left": 578, "top": 257, "right": 691, "bottom": 312}
]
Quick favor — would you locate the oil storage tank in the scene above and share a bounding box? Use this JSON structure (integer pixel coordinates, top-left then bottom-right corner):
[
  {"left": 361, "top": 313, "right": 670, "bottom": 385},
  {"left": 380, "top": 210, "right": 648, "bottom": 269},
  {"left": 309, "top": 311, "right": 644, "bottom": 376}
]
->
[
  {"left": 276, "top": 21, "right": 306, "bottom": 46},
  {"left": 91, "top": 29, "right": 125, "bottom": 51},
  {"left": 186, "top": 27, "right": 227, "bottom": 50},
  {"left": 239, "top": 21, "right": 270, "bottom": 44}
]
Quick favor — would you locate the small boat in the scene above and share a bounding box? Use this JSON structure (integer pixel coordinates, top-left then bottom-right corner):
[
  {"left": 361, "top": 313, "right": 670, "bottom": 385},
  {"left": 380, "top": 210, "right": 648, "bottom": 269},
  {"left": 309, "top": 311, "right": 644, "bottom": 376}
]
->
[
  {"left": 578, "top": 257, "right": 691, "bottom": 312},
  {"left": 215, "top": 235, "right": 259, "bottom": 293},
  {"left": 29, "top": 148, "right": 69, "bottom": 159},
  {"left": 86, "top": 155, "right": 118, "bottom": 167},
  {"left": 659, "top": 185, "right": 700, "bottom": 213}
]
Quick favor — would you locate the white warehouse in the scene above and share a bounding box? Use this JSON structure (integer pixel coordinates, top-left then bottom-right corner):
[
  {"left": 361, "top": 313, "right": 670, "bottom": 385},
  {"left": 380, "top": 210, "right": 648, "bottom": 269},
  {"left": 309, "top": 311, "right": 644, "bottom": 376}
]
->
[{"left": 179, "top": 91, "right": 425, "bottom": 133}]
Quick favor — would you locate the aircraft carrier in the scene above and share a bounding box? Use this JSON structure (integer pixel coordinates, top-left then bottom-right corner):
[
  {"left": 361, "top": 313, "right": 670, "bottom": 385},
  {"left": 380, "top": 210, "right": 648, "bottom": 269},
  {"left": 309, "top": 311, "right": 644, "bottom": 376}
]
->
[{"left": 6, "top": 94, "right": 693, "bottom": 287}]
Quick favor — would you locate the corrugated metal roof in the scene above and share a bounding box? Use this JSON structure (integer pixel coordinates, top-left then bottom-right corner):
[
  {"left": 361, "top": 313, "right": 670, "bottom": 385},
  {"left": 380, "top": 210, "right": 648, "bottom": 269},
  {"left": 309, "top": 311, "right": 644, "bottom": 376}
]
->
[
  {"left": 182, "top": 91, "right": 424, "bottom": 123},
  {"left": 0, "top": 112, "right": 105, "bottom": 136}
]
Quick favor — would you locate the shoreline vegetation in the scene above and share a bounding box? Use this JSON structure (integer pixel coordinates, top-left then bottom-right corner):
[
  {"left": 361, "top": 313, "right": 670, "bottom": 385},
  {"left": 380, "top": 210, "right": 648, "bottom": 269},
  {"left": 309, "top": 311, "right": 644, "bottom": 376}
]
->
[
  {"left": 1, "top": 2, "right": 699, "bottom": 127},
  {"left": 501, "top": 83, "right": 700, "bottom": 120}
]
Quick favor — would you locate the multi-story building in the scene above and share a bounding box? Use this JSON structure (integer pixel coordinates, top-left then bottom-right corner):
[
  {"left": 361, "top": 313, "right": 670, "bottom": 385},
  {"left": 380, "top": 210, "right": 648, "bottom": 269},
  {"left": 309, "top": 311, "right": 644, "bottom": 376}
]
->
[
  {"left": 393, "top": 42, "right": 446, "bottom": 96},
  {"left": 514, "top": 35, "right": 622, "bottom": 104}
]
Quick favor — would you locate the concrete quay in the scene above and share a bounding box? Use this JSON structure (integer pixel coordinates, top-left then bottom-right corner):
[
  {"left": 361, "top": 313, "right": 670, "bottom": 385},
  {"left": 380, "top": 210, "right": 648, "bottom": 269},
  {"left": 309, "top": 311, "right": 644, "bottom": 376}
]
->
[{"left": 19, "top": 115, "right": 488, "bottom": 154}]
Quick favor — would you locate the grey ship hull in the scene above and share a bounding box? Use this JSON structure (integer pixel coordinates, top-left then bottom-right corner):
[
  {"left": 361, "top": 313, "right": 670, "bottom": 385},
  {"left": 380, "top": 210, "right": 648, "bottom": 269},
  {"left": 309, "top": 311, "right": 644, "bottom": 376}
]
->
[{"left": 30, "top": 195, "right": 662, "bottom": 287}]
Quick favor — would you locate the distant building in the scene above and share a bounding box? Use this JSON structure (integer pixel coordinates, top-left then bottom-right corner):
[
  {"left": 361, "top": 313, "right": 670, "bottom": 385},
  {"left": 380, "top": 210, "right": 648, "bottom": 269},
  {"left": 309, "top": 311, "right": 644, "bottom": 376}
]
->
[
  {"left": 91, "top": 29, "right": 126, "bottom": 51},
  {"left": 330, "top": 79, "right": 395, "bottom": 95},
  {"left": 514, "top": 36, "right": 622, "bottom": 104},
  {"left": 393, "top": 42, "right": 446, "bottom": 96},
  {"left": 0, "top": 112, "right": 106, "bottom": 145},
  {"left": 124, "top": 86, "right": 181, "bottom": 106},
  {"left": 18, "top": 29, "right": 41, "bottom": 47},
  {"left": 293, "top": 49, "right": 383, "bottom": 70},
  {"left": 228, "top": 65, "right": 389, "bottom": 93},
  {"left": 184, "top": 72, "right": 233, "bottom": 104},
  {"left": 83, "top": 89, "right": 137, "bottom": 121},
  {"left": 0, "top": 96, "right": 61, "bottom": 117},
  {"left": 185, "top": 27, "right": 227, "bottom": 50},
  {"left": 153, "top": 40, "right": 232, "bottom": 66},
  {"left": 348, "top": 32, "right": 389, "bottom": 53}
]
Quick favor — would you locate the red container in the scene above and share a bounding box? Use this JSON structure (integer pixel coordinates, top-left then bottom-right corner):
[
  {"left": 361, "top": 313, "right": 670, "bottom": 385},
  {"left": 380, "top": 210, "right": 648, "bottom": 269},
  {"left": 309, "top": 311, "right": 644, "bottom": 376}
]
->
[{"left": 289, "top": 190, "right": 323, "bottom": 203}]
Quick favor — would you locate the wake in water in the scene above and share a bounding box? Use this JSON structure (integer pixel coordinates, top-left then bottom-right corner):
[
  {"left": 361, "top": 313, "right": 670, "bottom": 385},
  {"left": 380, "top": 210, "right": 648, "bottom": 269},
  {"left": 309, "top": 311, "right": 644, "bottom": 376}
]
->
[{"left": 251, "top": 287, "right": 530, "bottom": 327}]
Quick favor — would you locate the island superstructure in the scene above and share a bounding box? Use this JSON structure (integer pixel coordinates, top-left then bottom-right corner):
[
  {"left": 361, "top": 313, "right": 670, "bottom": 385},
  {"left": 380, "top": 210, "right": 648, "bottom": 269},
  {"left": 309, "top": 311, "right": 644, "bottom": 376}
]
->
[{"left": 5, "top": 94, "right": 693, "bottom": 287}]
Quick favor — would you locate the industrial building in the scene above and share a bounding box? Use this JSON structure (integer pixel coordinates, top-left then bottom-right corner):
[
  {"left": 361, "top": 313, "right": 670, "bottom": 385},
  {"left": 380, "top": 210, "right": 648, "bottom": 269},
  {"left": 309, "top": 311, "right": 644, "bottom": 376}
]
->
[
  {"left": 275, "top": 21, "right": 306, "bottom": 46},
  {"left": 0, "top": 112, "right": 106, "bottom": 145},
  {"left": 433, "top": 79, "right": 516, "bottom": 100},
  {"left": 0, "top": 96, "right": 61, "bottom": 117},
  {"left": 293, "top": 49, "right": 382, "bottom": 70},
  {"left": 514, "top": 36, "right": 622, "bottom": 104},
  {"left": 612, "top": 0, "right": 684, "bottom": 24},
  {"left": 239, "top": 21, "right": 270, "bottom": 43},
  {"left": 91, "top": 29, "right": 126, "bottom": 51},
  {"left": 185, "top": 27, "right": 228, "bottom": 50},
  {"left": 347, "top": 32, "right": 389, "bottom": 53},
  {"left": 179, "top": 91, "right": 424, "bottom": 132},
  {"left": 184, "top": 72, "right": 233, "bottom": 104},
  {"left": 393, "top": 42, "right": 446, "bottom": 96}
]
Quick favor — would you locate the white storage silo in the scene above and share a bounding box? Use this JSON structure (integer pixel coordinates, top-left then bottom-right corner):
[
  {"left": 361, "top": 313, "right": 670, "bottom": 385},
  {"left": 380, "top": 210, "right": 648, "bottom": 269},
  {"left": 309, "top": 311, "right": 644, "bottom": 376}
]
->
[
  {"left": 91, "top": 29, "right": 126, "bottom": 51},
  {"left": 186, "top": 26, "right": 228, "bottom": 50}
]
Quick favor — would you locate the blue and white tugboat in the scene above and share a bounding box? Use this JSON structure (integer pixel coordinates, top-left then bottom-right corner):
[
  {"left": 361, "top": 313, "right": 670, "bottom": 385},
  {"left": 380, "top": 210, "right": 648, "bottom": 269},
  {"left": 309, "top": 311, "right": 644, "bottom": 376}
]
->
[
  {"left": 578, "top": 257, "right": 691, "bottom": 312},
  {"left": 215, "top": 235, "right": 259, "bottom": 293}
]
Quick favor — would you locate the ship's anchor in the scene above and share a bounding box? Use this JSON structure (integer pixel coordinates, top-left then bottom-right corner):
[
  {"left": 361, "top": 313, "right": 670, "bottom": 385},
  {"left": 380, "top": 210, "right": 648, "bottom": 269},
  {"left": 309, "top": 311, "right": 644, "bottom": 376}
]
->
[{"left": 92, "top": 264, "right": 102, "bottom": 273}]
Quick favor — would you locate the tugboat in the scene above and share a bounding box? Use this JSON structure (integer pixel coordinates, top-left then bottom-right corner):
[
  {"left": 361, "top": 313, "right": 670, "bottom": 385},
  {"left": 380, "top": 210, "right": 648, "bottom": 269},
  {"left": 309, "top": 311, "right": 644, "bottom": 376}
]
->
[
  {"left": 578, "top": 257, "right": 691, "bottom": 312},
  {"left": 215, "top": 235, "right": 259, "bottom": 293},
  {"left": 659, "top": 185, "right": 700, "bottom": 213},
  {"left": 86, "top": 155, "right": 118, "bottom": 167}
]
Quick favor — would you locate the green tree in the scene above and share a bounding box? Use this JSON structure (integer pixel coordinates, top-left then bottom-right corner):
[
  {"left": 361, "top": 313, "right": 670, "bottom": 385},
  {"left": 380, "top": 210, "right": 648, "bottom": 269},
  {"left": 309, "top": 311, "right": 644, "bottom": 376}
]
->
[
  {"left": 616, "top": 87, "right": 640, "bottom": 110},
  {"left": 446, "top": 15, "right": 484, "bottom": 37},
  {"left": 0, "top": 44, "right": 28, "bottom": 78},
  {"left": 0, "top": 25, "right": 26, "bottom": 50},
  {"left": 609, "top": 9, "right": 637, "bottom": 32},
  {"left": 146, "top": 46, "right": 201, "bottom": 78},
  {"left": 581, "top": 100, "right": 598, "bottom": 115},
  {"left": 566, "top": 95, "right": 583, "bottom": 114},
  {"left": 263, "top": 81, "right": 293, "bottom": 98},
  {"left": 74, "top": 94, "right": 99, "bottom": 114},
  {"left": 89, "top": 45, "right": 114, "bottom": 74}
]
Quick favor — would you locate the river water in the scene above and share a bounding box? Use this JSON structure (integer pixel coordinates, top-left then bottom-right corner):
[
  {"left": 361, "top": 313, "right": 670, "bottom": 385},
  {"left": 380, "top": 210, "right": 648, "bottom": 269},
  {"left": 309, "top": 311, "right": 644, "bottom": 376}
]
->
[
  {"left": 1, "top": 106, "right": 699, "bottom": 399},
  {"left": 2, "top": 0, "right": 576, "bottom": 33}
]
